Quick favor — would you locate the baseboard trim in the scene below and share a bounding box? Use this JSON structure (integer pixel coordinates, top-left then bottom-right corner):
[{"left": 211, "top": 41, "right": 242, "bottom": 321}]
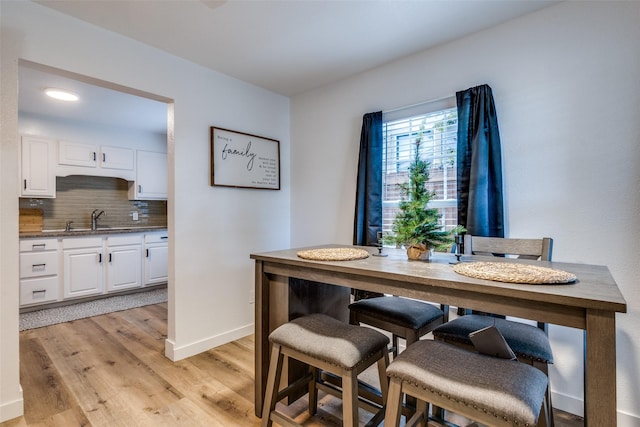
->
[
  {"left": 0, "top": 395, "right": 24, "bottom": 423},
  {"left": 552, "top": 391, "right": 640, "bottom": 426},
  {"left": 617, "top": 410, "right": 640, "bottom": 427},
  {"left": 164, "top": 323, "right": 254, "bottom": 361},
  {"left": 551, "top": 390, "right": 584, "bottom": 417}
]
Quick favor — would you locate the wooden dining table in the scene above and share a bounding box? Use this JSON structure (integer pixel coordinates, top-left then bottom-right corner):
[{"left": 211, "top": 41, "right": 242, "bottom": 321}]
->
[{"left": 251, "top": 245, "right": 627, "bottom": 426}]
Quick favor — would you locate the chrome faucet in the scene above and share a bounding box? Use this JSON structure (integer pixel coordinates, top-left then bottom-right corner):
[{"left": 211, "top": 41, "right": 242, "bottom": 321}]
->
[{"left": 91, "top": 209, "right": 105, "bottom": 231}]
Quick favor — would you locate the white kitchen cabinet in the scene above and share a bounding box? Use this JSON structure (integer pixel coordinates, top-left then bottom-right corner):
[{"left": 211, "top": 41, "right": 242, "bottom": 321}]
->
[
  {"left": 21, "top": 230, "right": 164, "bottom": 308},
  {"left": 57, "top": 140, "right": 135, "bottom": 180},
  {"left": 106, "top": 234, "right": 142, "bottom": 292},
  {"left": 129, "top": 150, "right": 167, "bottom": 200},
  {"left": 100, "top": 145, "right": 135, "bottom": 171},
  {"left": 20, "top": 135, "right": 56, "bottom": 198},
  {"left": 63, "top": 237, "right": 104, "bottom": 299},
  {"left": 20, "top": 251, "right": 58, "bottom": 278},
  {"left": 58, "top": 140, "right": 98, "bottom": 167},
  {"left": 144, "top": 231, "right": 168, "bottom": 285},
  {"left": 19, "top": 238, "right": 59, "bottom": 306}
]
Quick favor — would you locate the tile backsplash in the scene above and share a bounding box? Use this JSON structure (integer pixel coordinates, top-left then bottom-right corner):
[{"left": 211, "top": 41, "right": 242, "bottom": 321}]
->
[{"left": 19, "top": 176, "right": 167, "bottom": 231}]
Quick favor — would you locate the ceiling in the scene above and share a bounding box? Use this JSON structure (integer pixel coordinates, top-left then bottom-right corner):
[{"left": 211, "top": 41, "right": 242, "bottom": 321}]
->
[
  {"left": 19, "top": 63, "right": 170, "bottom": 134},
  {"left": 20, "top": 0, "right": 559, "bottom": 133}
]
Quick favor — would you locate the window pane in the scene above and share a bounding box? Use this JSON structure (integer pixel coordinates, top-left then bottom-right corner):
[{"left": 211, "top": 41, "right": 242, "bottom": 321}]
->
[{"left": 382, "top": 107, "right": 458, "bottom": 239}]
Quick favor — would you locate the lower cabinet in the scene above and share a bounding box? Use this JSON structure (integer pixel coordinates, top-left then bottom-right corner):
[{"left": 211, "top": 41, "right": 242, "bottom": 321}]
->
[
  {"left": 144, "top": 232, "right": 168, "bottom": 285},
  {"left": 106, "top": 234, "right": 142, "bottom": 291},
  {"left": 19, "top": 238, "right": 60, "bottom": 306},
  {"left": 21, "top": 231, "right": 166, "bottom": 308},
  {"left": 20, "top": 276, "right": 59, "bottom": 306},
  {"left": 63, "top": 237, "right": 104, "bottom": 299}
]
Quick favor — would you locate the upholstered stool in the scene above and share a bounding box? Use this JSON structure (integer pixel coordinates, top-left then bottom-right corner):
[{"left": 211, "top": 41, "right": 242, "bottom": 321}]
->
[
  {"left": 385, "top": 340, "right": 549, "bottom": 427},
  {"left": 433, "top": 315, "right": 553, "bottom": 364},
  {"left": 433, "top": 315, "right": 554, "bottom": 424},
  {"left": 349, "top": 296, "right": 447, "bottom": 357},
  {"left": 261, "top": 313, "right": 390, "bottom": 427}
]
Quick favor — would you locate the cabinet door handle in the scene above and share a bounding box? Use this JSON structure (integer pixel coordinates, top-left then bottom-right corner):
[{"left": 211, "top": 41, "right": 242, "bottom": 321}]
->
[
  {"left": 103, "top": 153, "right": 106, "bottom": 162},
  {"left": 146, "top": 249, "right": 149, "bottom": 258},
  {"left": 138, "top": 185, "right": 142, "bottom": 193},
  {"left": 98, "top": 253, "right": 102, "bottom": 263},
  {"left": 109, "top": 253, "right": 112, "bottom": 263},
  {"left": 93, "top": 152, "right": 97, "bottom": 161},
  {"left": 24, "top": 179, "right": 27, "bottom": 190}
]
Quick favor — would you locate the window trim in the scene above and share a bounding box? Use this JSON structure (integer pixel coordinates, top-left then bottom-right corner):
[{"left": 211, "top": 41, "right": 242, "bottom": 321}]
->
[{"left": 381, "top": 97, "right": 458, "bottom": 238}]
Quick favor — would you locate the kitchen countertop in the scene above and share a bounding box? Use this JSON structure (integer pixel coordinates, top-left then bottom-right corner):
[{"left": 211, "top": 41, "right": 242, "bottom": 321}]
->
[{"left": 20, "top": 226, "right": 168, "bottom": 239}]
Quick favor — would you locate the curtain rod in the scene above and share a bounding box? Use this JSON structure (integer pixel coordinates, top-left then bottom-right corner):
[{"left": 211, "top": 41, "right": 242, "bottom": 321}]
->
[{"left": 383, "top": 93, "right": 456, "bottom": 114}]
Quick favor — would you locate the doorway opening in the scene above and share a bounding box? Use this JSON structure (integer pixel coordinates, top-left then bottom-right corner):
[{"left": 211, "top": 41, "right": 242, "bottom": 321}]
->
[{"left": 17, "top": 59, "right": 174, "bottom": 345}]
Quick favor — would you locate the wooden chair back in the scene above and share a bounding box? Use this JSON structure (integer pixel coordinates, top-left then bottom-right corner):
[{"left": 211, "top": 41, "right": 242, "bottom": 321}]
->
[{"left": 463, "top": 235, "right": 553, "bottom": 261}]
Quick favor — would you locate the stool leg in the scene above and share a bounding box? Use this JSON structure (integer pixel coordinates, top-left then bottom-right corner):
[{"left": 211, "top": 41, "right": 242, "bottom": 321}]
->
[
  {"left": 405, "top": 333, "right": 420, "bottom": 416},
  {"left": 261, "top": 344, "right": 284, "bottom": 427},
  {"left": 392, "top": 334, "right": 400, "bottom": 358},
  {"left": 376, "top": 351, "right": 390, "bottom": 402},
  {"left": 385, "top": 378, "right": 403, "bottom": 427},
  {"left": 545, "top": 387, "right": 553, "bottom": 427},
  {"left": 308, "top": 366, "right": 319, "bottom": 415},
  {"left": 537, "top": 396, "right": 550, "bottom": 427},
  {"left": 415, "top": 399, "right": 428, "bottom": 427},
  {"left": 342, "top": 368, "right": 359, "bottom": 427},
  {"left": 533, "top": 361, "right": 553, "bottom": 427}
]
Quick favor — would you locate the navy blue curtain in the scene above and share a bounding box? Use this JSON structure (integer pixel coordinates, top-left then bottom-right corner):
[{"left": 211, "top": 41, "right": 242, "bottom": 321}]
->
[
  {"left": 456, "top": 85, "right": 504, "bottom": 238},
  {"left": 353, "top": 111, "right": 384, "bottom": 300},
  {"left": 353, "top": 111, "right": 383, "bottom": 246}
]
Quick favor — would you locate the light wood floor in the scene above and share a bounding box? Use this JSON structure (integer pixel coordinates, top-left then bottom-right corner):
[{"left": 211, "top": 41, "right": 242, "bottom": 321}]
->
[{"left": 2, "top": 303, "right": 583, "bottom": 426}]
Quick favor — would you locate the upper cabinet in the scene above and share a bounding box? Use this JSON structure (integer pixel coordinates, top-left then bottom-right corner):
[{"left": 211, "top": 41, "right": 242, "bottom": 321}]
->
[
  {"left": 57, "top": 140, "right": 135, "bottom": 181},
  {"left": 128, "top": 150, "right": 168, "bottom": 200},
  {"left": 58, "top": 140, "right": 97, "bottom": 168},
  {"left": 20, "top": 135, "right": 56, "bottom": 198},
  {"left": 100, "top": 145, "right": 135, "bottom": 171},
  {"left": 19, "top": 135, "right": 167, "bottom": 200}
]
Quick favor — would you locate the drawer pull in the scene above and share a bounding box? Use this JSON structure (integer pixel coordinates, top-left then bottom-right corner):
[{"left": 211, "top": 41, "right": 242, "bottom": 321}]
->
[
  {"left": 32, "top": 244, "right": 46, "bottom": 250},
  {"left": 31, "top": 263, "right": 46, "bottom": 270},
  {"left": 32, "top": 289, "right": 46, "bottom": 295},
  {"left": 160, "top": 236, "right": 168, "bottom": 240}
]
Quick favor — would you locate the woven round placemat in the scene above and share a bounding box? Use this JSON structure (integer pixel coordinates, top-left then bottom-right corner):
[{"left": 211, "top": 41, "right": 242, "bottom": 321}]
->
[
  {"left": 453, "top": 261, "right": 576, "bottom": 284},
  {"left": 296, "top": 247, "right": 370, "bottom": 261}
]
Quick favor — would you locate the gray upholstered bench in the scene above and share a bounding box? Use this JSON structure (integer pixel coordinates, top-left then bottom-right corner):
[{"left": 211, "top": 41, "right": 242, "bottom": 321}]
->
[
  {"left": 433, "top": 314, "right": 554, "bottom": 425},
  {"left": 261, "top": 313, "right": 390, "bottom": 427},
  {"left": 385, "top": 340, "right": 549, "bottom": 427}
]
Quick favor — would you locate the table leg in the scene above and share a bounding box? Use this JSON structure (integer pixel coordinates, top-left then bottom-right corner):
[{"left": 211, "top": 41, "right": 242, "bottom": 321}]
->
[
  {"left": 584, "top": 309, "right": 617, "bottom": 426},
  {"left": 255, "top": 261, "right": 269, "bottom": 418}
]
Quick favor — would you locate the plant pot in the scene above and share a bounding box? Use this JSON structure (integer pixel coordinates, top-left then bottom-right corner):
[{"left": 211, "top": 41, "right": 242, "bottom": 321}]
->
[{"left": 406, "top": 244, "right": 430, "bottom": 261}]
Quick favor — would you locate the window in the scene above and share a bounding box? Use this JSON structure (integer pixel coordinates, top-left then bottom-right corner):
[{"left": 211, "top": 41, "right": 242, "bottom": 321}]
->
[{"left": 382, "top": 101, "right": 458, "bottom": 239}]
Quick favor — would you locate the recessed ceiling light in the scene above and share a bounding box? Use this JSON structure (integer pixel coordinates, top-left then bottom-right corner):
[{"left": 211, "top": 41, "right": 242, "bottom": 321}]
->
[{"left": 44, "top": 88, "right": 79, "bottom": 102}]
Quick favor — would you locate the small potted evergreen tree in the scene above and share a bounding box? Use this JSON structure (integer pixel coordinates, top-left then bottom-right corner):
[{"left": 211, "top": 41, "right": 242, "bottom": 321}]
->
[{"left": 385, "top": 140, "right": 463, "bottom": 260}]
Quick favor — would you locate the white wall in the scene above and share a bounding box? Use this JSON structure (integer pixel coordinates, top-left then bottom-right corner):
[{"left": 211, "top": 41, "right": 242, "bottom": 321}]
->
[
  {"left": 291, "top": 1, "right": 640, "bottom": 424},
  {"left": 0, "top": 1, "right": 290, "bottom": 421},
  {"left": 19, "top": 113, "right": 168, "bottom": 154}
]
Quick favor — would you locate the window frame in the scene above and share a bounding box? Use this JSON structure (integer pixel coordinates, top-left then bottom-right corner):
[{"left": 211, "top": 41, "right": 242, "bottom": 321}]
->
[{"left": 381, "top": 98, "right": 458, "bottom": 240}]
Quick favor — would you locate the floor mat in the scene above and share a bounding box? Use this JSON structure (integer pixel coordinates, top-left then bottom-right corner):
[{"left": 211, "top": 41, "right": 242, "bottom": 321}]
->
[{"left": 20, "top": 288, "right": 168, "bottom": 331}]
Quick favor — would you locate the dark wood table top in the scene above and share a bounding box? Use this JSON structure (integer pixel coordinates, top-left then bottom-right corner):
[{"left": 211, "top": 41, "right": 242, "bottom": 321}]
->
[{"left": 251, "top": 244, "right": 627, "bottom": 316}]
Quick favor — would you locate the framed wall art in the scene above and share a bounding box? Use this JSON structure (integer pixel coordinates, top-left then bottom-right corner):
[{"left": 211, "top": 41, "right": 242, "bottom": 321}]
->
[{"left": 210, "top": 127, "right": 280, "bottom": 190}]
